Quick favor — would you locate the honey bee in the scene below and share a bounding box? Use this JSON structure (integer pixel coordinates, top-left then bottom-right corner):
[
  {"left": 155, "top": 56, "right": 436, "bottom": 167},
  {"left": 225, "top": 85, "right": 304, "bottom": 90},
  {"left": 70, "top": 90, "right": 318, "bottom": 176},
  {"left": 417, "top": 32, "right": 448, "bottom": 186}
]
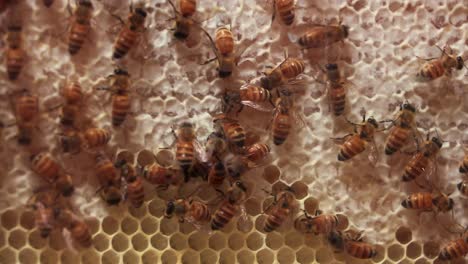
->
[
  {"left": 244, "top": 143, "right": 270, "bottom": 164},
  {"left": 27, "top": 190, "right": 58, "bottom": 238},
  {"left": 318, "top": 63, "right": 348, "bottom": 116},
  {"left": 6, "top": 23, "right": 25, "bottom": 80},
  {"left": 60, "top": 82, "right": 84, "bottom": 126},
  {"left": 213, "top": 113, "right": 246, "bottom": 150},
  {"left": 82, "top": 127, "right": 111, "bottom": 149},
  {"left": 117, "top": 161, "right": 145, "bottom": 208},
  {"left": 167, "top": 0, "right": 197, "bottom": 40},
  {"left": 328, "top": 230, "right": 377, "bottom": 259},
  {"left": 271, "top": 90, "right": 304, "bottom": 145},
  {"left": 54, "top": 173, "right": 75, "bottom": 197},
  {"left": 173, "top": 122, "right": 198, "bottom": 180},
  {"left": 416, "top": 45, "right": 467, "bottom": 82},
  {"left": 211, "top": 181, "right": 247, "bottom": 230},
  {"left": 260, "top": 56, "right": 305, "bottom": 90},
  {"left": 164, "top": 197, "right": 211, "bottom": 225},
  {"left": 224, "top": 84, "right": 275, "bottom": 113},
  {"left": 297, "top": 22, "right": 349, "bottom": 49},
  {"left": 335, "top": 115, "right": 379, "bottom": 163},
  {"left": 13, "top": 91, "right": 39, "bottom": 145},
  {"left": 263, "top": 188, "right": 297, "bottom": 232},
  {"left": 55, "top": 208, "right": 92, "bottom": 247},
  {"left": 140, "top": 163, "right": 180, "bottom": 189},
  {"left": 225, "top": 154, "right": 249, "bottom": 179},
  {"left": 272, "top": 0, "right": 295, "bottom": 26},
  {"left": 95, "top": 153, "right": 122, "bottom": 205},
  {"left": 402, "top": 135, "right": 443, "bottom": 183},
  {"left": 294, "top": 210, "right": 339, "bottom": 235},
  {"left": 43, "top": 0, "right": 54, "bottom": 7},
  {"left": 68, "top": 0, "right": 94, "bottom": 55},
  {"left": 205, "top": 131, "right": 228, "bottom": 161},
  {"left": 457, "top": 181, "right": 468, "bottom": 196},
  {"left": 112, "top": 3, "right": 147, "bottom": 59},
  {"left": 30, "top": 152, "right": 74, "bottom": 196},
  {"left": 208, "top": 159, "right": 226, "bottom": 186},
  {"left": 383, "top": 102, "right": 417, "bottom": 155},
  {"left": 460, "top": 154, "right": 468, "bottom": 173},
  {"left": 401, "top": 191, "right": 454, "bottom": 213},
  {"left": 438, "top": 229, "right": 468, "bottom": 261},
  {"left": 58, "top": 128, "right": 82, "bottom": 154}
]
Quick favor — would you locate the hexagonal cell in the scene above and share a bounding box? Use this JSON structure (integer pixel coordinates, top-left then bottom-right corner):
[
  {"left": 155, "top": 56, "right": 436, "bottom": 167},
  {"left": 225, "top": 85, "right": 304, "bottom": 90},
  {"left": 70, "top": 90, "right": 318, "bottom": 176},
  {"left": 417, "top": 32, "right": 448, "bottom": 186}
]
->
[
  {"left": 284, "top": 231, "right": 304, "bottom": 249},
  {"left": 423, "top": 241, "right": 440, "bottom": 259},
  {"left": 266, "top": 232, "right": 284, "bottom": 250},
  {"left": 19, "top": 248, "right": 37, "bottom": 264},
  {"left": 161, "top": 250, "right": 178, "bottom": 264},
  {"left": 244, "top": 198, "right": 261, "bottom": 216},
  {"left": 336, "top": 214, "right": 349, "bottom": 231},
  {"left": 141, "top": 217, "right": 158, "bottom": 235},
  {"left": 237, "top": 216, "right": 254, "bottom": 233},
  {"left": 80, "top": 250, "right": 100, "bottom": 264},
  {"left": 219, "top": 249, "right": 235, "bottom": 264},
  {"left": 303, "top": 197, "right": 319, "bottom": 215},
  {"left": 188, "top": 231, "right": 208, "bottom": 251},
  {"left": 1, "top": 209, "right": 18, "bottom": 230},
  {"left": 315, "top": 247, "right": 333, "bottom": 263},
  {"left": 102, "top": 250, "right": 120, "bottom": 264},
  {"left": 8, "top": 229, "right": 26, "bottom": 249},
  {"left": 228, "top": 232, "right": 245, "bottom": 251},
  {"left": 128, "top": 205, "right": 147, "bottom": 219},
  {"left": 60, "top": 249, "right": 79, "bottom": 264},
  {"left": 141, "top": 249, "right": 159, "bottom": 264},
  {"left": 148, "top": 199, "right": 165, "bottom": 218},
  {"left": 111, "top": 232, "right": 130, "bottom": 252},
  {"left": 263, "top": 165, "right": 280, "bottom": 184},
  {"left": 20, "top": 210, "right": 35, "bottom": 230},
  {"left": 277, "top": 247, "right": 295, "bottom": 264},
  {"left": 132, "top": 233, "right": 149, "bottom": 252},
  {"left": 93, "top": 233, "right": 110, "bottom": 252},
  {"left": 102, "top": 216, "right": 119, "bottom": 235},
  {"left": 291, "top": 181, "right": 308, "bottom": 199},
  {"left": 236, "top": 249, "right": 255, "bottom": 264},
  {"left": 169, "top": 233, "right": 187, "bottom": 250},
  {"left": 209, "top": 232, "right": 226, "bottom": 250},
  {"left": 387, "top": 243, "right": 405, "bottom": 261},
  {"left": 395, "top": 226, "right": 412, "bottom": 244},
  {"left": 246, "top": 232, "right": 263, "bottom": 251},
  {"left": 40, "top": 249, "right": 58, "bottom": 264},
  {"left": 160, "top": 218, "right": 178, "bottom": 235},
  {"left": 116, "top": 149, "right": 135, "bottom": 165},
  {"left": 271, "top": 181, "right": 289, "bottom": 194},
  {"left": 151, "top": 233, "right": 168, "bottom": 250},
  {"left": 0, "top": 229, "right": 5, "bottom": 248},
  {"left": 49, "top": 229, "right": 68, "bottom": 251},
  {"left": 256, "top": 249, "right": 274, "bottom": 264},
  {"left": 296, "top": 246, "right": 315, "bottom": 264},
  {"left": 398, "top": 259, "right": 412, "bottom": 264},
  {"left": 303, "top": 234, "right": 322, "bottom": 249},
  {"left": 28, "top": 230, "right": 47, "bottom": 249},
  {"left": 182, "top": 250, "right": 199, "bottom": 264},
  {"left": 0, "top": 247, "right": 16, "bottom": 263},
  {"left": 415, "top": 259, "right": 431, "bottom": 264},
  {"left": 407, "top": 241, "right": 422, "bottom": 259},
  {"left": 137, "top": 149, "right": 156, "bottom": 167},
  {"left": 154, "top": 149, "right": 174, "bottom": 167},
  {"left": 121, "top": 216, "right": 139, "bottom": 235},
  {"left": 179, "top": 221, "right": 197, "bottom": 235},
  {"left": 85, "top": 217, "right": 100, "bottom": 235},
  {"left": 372, "top": 244, "right": 386, "bottom": 262},
  {"left": 123, "top": 250, "right": 139, "bottom": 264},
  {"left": 200, "top": 248, "right": 218, "bottom": 264}
]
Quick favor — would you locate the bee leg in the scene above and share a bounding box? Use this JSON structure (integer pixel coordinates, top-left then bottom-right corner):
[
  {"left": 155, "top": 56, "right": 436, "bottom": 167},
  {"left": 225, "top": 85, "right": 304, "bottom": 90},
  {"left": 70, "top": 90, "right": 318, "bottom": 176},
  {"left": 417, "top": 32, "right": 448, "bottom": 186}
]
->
[
  {"left": 200, "top": 57, "right": 217, "bottom": 65},
  {"left": 415, "top": 55, "right": 437, "bottom": 61},
  {"left": 330, "top": 134, "right": 352, "bottom": 144},
  {"left": 271, "top": 0, "right": 276, "bottom": 24}
]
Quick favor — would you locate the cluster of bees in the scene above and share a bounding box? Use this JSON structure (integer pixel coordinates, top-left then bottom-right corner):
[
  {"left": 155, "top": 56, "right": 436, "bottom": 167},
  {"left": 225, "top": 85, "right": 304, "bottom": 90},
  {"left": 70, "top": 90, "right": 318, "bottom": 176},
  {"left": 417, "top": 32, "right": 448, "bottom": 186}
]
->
[{"left": 1, "top": 0, "right": 467, "bottom": 261}]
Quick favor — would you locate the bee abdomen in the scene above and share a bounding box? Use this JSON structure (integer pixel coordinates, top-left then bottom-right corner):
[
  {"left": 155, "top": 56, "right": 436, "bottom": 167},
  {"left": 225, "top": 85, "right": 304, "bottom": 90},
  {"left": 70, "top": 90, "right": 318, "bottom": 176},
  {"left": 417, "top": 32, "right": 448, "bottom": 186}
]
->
[
  {"left": 276, "top": 0, "right": 295, "bottom": 25},
  {"left": 272, "top": 114, "right": 291, "bottom": 145},
  {"left": 179, "top": 0, "right": 196, "bottom": 17},
  {"left": 31, "top": 153, "right": 60, "bottom": 182},
  {"left": 402, "top": 157, "right": 427, "bottom": 181},
  {"left": 215, "top": 27, "right": 234, "bottom": 55},
  {"left": 227, "top": 127, "right": 246, "bottom": 148},
  {"left": 338, "top": 136, "right": 365, "bottom": 161},
  {"left": 345, "top": 242, "right": 377, "bottom": 259},
  {"left": 438, "top": 239, "right": 468, "bottom": 260},
  {"left": 68, "top": 24, "right": 89, "bottom": 55},
  {"left": 112, "top": 95, "right": 131, "bottom": 126},
  {"left": 6, "top": 49, "right": 24, "bottom": 80},
  {"left": 208, "top": 162, "right": 226, "bottom": 186},
  {"left": 385, "top": 127, "right": 410, "bottom": 155},
  {"left": 418, "top": 61, "right": 444, "bottom": 80},
  {"left": 113, "top": 29, "right": 137, "bottom": 59},
  {"left": 401, "top": 192, "right": 432, "bottom": 210},
  {"left": 190, "top": 202, "right": 211, "bottom": 222},
  {"left": 211, "top": 201, "right": 236, "bottom": 230},
  {"left": 83, "top": 128, "right": 111, "bottom": 148},
  {"left": 330, "top": 86, "right": 346, "bottom": 116},
  {"left": 281, "top": 58, "right": 305, "bottom": 79},
  {"left": 176, "top": 143, "right": 195, "bottom": 171},
  {"left": 127, "top": 177, "right": 145, "bottom": 208},
  {"left": 264, "top": 209, "right": 288, "bottom": 232}
]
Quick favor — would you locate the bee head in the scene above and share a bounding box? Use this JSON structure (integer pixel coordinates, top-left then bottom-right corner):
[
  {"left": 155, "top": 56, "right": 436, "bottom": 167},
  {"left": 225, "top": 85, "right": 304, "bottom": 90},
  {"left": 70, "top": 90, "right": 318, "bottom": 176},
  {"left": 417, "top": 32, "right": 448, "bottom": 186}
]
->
[
  {"left": 447, "top": 198, "right": 454, "bottom": 211},
  {"left": 114, "top": 68, "right": 129, "bottom": 76},
  {"left": 260, "top": 77, "right": 272, "bottom": 90},
  {"left": 325, "top": 63, "right": 338, "bottom": 71},
  {"left": 165, "top": 201, "right": 175, "bottom": 218},
  {"left": 402, "top": 102, "right": 416, "bottom": 112},
  {"left": 341, "top": 25, "right": 349, "bottom": 38},
  {"left": 78, "top": 0, "right": 93, "bottom": 7},
  {"left": 135, "top": 8, "right": 147, "bottom": 18},
  {"left": 431, "top": 137, "right": 443, "bottom": 149},
  {"left": 105, "top": 188, "right": 122, "bottom": 206},
  {"left": 367, "top": 117, "right": 379, "bottom": 128},
  {"left": 456, "top": 56, "right": 464, "bottom": 70}
]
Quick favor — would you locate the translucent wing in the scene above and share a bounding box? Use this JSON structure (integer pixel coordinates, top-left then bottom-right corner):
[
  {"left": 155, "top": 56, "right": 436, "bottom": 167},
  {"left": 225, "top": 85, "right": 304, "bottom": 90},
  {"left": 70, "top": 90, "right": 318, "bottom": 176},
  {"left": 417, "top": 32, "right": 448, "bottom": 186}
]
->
[
  {"left": 241, "top": 100, "right": 275, "bottom": 112},
  {"left": 194, "top": 140, "right": 209, "bottom": 163},
  {"left": 291, "top": 107, "right": 306, "bottom": 131},
  {"left": 367, "top": 139, "right": 379, "bottom": 166}
]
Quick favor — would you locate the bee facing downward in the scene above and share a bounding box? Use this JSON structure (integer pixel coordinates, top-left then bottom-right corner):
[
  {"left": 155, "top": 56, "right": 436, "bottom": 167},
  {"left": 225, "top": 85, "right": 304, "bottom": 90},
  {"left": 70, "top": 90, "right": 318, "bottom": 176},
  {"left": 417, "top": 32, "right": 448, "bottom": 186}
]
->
[
  {"left": 263, "top": 188, "right": 298, "bottom": 232},
  {"left": 416, "top": 45, "right": 467, "bottom": 82},
  {"left": 402, "top": 134, "right": 443, "bottom": 183},
  {"left": 211, "top": 181, "right": 247, "bottom": 230},
  {"left": 6, "top": 21, "right": 25, "bottom": 80},
  {"left": 55, "top": 208, "right": 92, "bottom": 247}
]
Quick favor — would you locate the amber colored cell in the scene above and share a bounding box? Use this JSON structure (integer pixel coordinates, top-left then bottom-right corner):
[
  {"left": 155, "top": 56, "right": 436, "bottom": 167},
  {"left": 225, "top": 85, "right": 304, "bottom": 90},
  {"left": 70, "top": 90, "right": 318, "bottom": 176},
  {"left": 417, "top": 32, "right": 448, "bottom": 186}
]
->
[
  {"left": 116, "top": 150, "right": 135, "bottom": 164},
  {"left": 200, "top": 249, "right": 218, "bottom": 264},
  {"left": 179, "top": 221, "right": 196, "bottom": 235},
  {"left": 169, "top": 233, "right": 187, "bottom": 250},
  {"left": 49, "top": 229, "right": 67, "bottom": 250},
  {"left": 141, "top": 217, "right": 158, "bottom": 235},
  {"left": 237, "top": 249, "right": 255, "bottom": 264},
  {"left": 291, "top": 181, "right": 308, "bottom": 199},
  {"left": 102, "top": 216, "right": 119, "bottom": 235},
  {"left": 407, "top": 241, "right": 422, "bottom": 259},
  {"left": 123, "top": 250, "right": 139, "bottom": 264},
  {"left": 272, "top": 181, "right": 289, "bottom": 194},
  {"left": 257, "top": 249, "right": 274, "bottom": 264},
  {"left": 246, "top": 232, "right": 263, "bottom": 251},
  {"left": 93, "top": 233, "right": 110, "bottom": 252},
  {"left": 315, "top": 247, "right": 333, "bottom": 263},
  {"left": 28, "top": 230, "right": 47, "bottom": 249},
  {"left": 415, "top": 259, "right": 431, "bottom": 264},
  {"left": 60, "top": 250, "right": 79, "bottom": 264},
  {"left": 219, "top": 249, "right": 235, "bottom": 264},
  {"left": 85, "top": 217, "right": 100, "bottom": 235},
  {"left": 0, "top": 247, "right": 16, "bottom": 264},
  {"left": 128, "top": 205, "right": 147, "bottom": 218},
  {"left": 395, "top": 226, "right": 412, "bottom": 244},
  {"left": 266, "top": 232, "right": 284, "bottom": 250},
  {"left": 111, "top": 233, "right": 130, "bottom": 252},
  {"left": 0, "top": 229, "right": 4, "bottom": 248},
  {"left": 237, "top": 216, "right": 254, "bottom": 233},
  {"left": 228, "top": 232, "right": 244, "bottom": 250},
  {"left": 19, "top": 248, "right": 37, "bottom": 264},
  {"left": 188, "top": 231, "right": 208, "bottom": 250},
  {"left": 244, "top": 198, "right": 262, "bottom": 216},
  {"left": 182, "top": 250, "right": 199, "bottom": 264},
  {"left": 388, "top": 243, "right": 405, "bottom": 261},
  {"left": 1, "top": 209, "right": 18, "bottom": 229},
  {"left": 209, "top": 233, "right": 226, "bottom": 250},
  {"left": 132, "top": 233, "right": 149, "bottom": 251},
  {"left": 296, "top": 247, "right": 315, "bottom": 264},
  {"left": 19, "top": 210, "right": 35, "bottom": 230},
  {"left": 303, "top": 234, "right": 322, "bottom": 249},
  {"left": 81, "top": 250, "right": 100, "bottom": 264},
  {"left": 372, "top": 244, "right": 386, "bottom": 262},
  {"left": 285, "top": 231, "right": 304, "bottom": 249},
  {"left": 277, "top": 247, "right": 295, "bottom": 264},
  {"left": 423, "top": 241, "right": 440, "bottom": 259},
  {"left": 121, "top": 216, "right": 139, "bottom": 235},
  {"left": 151, "top": 233, "right": 168, "bottom": 250},
  {"left": 40, "top": 249, "right": 58, "bottom": 264},
  {"left": 155, "top": 149, "right": 174, "bottom": 167},
  {"left": 102, "top": 250, "right": 120, "bottom": 264},
  {"left": 141, "top": 250, "right": 159, "bottom": 264},
  {"left": 303, "top": 197, "right": 319, "bottom": 215},
  {"left": 148, "top": 199, "right": 165, "bottom": 218},
  {"left": 137, "top": 149, "right": 156, "bottom": 167},
  {"left": 263, "top": 165, "right": 281, "bottom": 184},
  {"left": 161, "top": 250, "right": 178, "bottom": 264},
  {"left": 160, "top": 218, "right": 178, "bottom": 235},
  {"left": 9, "top": 229, "right": 26, "bottom": 249}
]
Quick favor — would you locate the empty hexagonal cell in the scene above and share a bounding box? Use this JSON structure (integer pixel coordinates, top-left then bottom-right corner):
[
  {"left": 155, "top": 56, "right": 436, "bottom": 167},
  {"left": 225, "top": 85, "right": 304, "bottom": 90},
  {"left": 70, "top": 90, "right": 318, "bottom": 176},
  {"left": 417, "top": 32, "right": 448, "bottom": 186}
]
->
[
  {"left": 188, "top": 231, "right": 208, "bottom": 251},
  {"left": 209, "top": 233, "right": 226, "bottom": 250},
  {"left": 182, "top": 250, "right": 199, "bottom": 264},
  {"left": 315, "top": 247, "right": 333, "bottom": 263},
  {"left": 423, "top": 241, "right": 440, "bottom": 259},
  {"left": 200, "top": 248, "right": 218, "bottom": 264},
  {"left": 246, "top": 232, "right": 263, "bottom": 251},
  {"left": 237, "top": 249, "right": 255, "bottom": 264},
  {"left": 2, "top": 209, "right": 18, "bottom": 230},
  {"left": 291, "top": 181, "right": 309, "bottom": 199},
  {"left": 395, "top": 226, "right": 412, "bottom": 244},
  {"left": 266, "top": 232, "right": 284, "bottom": 250},
  {"left": 398, "top": 259, "right": 412, "bottom": 264},
  {"left": 257, "top": 249, "right": 274, "bottom": 264},
  {"left": 278, "top": 247, "right": 295, "bottom": 264},
  {"left": 8, "top": 229, "right": 26, "bottom": 249},
  {"left": 112, "top": 233, "right": 130, "bottom": 252},
  {"left": 387, "top": 243, "right": 405, "bottom": 261},
  {"left": 244, "top": 198, "right": 261, "bottom": 216},
  {"left": 28, "top": 230, "right": 47, "bottom": 249},
  {"left": 161, "top": 250, "right": 178, "bottom": 264},
  {"left": 123, "top": 250, "right": 139, "bottom": 264},
  {"left": 219, "top": 249, "right": 235, "bottom": 264},
  {"left": 141, "top": 217, "right": 158, "bottom": 235},
  {"left": 0, "top": 247, "right": 16, "bottom": 263},
  {"left": 137, "top": 149, "right": 156, "bottom": 167},
  {"left": 116, "top": 150, "right": 135, "bottom": 165},
  {"left": 303, "top": 197, "right": 319, "bottom": 215},
  {"left": 102, "top": 250, "right": 120, "bottom": 264},
  {"left": 121, "top": 216, "right": 139, "bottom": 235},
  {"left": 169, "top": 233, "right": 187, "bottom": 250},
  {"left": 0, "top": 229, "right": 5, "bottom": 248},
  {"left": 148, "top": 199, "right": 165, "bottom": 218},
  {"left": 132, "top": 233, "right": 149, "bottom": 252},
  {"left": 179, "top": 221, "right": 197, "bottom": 235},
  {"left": 228, "top": 232, "right": 244, "bottom": 251},
  {"left": 415, "top": 259, "right": 431, "bottom": 264},
  {"left": 296, "top": 247, "right": 315, "bottom": 264},
  {"left": 155, "top": 149, "right": 174, "bottom": 167},
  {"left": 407, "top": 241, "right": 422, "bottom": 259},
  {"left": 141, "top": 249, "right": 159, "bottom": 264},
  {"left": 284, "top": 231, "right": 304, "bottom": 249},
  {"left": 19, "top": 248, "right": 37, "bottom": 264},
  {"left": 160, "top": 218, "right": 178, "bottom": 235},
  {"left": 60, "top": 249, "right": 79, "bottom": 264},
  {"left": 237, "top": 216, "right": 253, "bottom": 233},
  {"left": 263, "top": 165, "right": 280, "bottom": 184},
  {"left": 151, "top": 233, "right": 168, "bottom": 250},
  {"left": 102, "top": 216, "right": 119, "bottom": 235},
  {"left": 93, "top": 233, "right": 110, "bottom": 252},
  {"left": 20, "top": 210, "right": 35, "bottom": 230},
  {"left": 80, "top": 250, "right": 100, "bottom": 264},
  {"left": 40, "top": 249, "right": 58, "bottom": 264}
]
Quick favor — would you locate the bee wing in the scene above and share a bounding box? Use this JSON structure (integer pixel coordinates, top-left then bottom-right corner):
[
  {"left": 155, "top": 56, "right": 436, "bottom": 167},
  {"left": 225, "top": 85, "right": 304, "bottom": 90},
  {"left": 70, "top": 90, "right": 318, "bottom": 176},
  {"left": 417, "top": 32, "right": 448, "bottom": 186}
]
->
[
  {"left": 241, "top": 100, "right": 275, "bottom": 112},
  {"left": 367, "top": 140, "right": 379, "bottom": 166},
  {"left": 291, "top": 107, "right": 306, "bottom": 131},
  {"left": 194, "top": 140, "right": 209, "bottom": 163},
  {"left": 62, "top": 228, "right": 79, "bottom": 253},
  {"left": 424, "top": 157, "right": 437, "bottom": 182}
]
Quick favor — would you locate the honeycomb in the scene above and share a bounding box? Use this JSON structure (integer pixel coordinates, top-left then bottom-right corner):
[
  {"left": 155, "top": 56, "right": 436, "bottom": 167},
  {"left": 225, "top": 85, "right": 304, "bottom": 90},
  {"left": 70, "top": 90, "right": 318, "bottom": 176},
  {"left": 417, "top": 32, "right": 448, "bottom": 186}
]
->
[{"left": 0, "top": 0, "right": 467, "bottom": 263}]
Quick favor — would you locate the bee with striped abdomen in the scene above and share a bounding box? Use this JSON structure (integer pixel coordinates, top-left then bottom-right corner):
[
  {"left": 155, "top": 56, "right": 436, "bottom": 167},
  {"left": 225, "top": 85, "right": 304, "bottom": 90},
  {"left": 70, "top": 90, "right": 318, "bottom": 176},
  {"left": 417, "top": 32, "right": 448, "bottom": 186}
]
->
[
  {"left": 112, "top": 2, "right": 147, "bottom": 59},
  {"left": 5, "top": 20, "right": 25, "bottom": 80},
  {"left": 383, "top": 102, "right": 418, "bottom": 155},
  {"left": 68, "top": 0, "right": 94, "bottom": 55},
  {"left": 243, "top": 142, "right": 270, "bottom": 165},
  {"left": 59, "top": 82, "right": 84, "bottom": 127},
  {"left": 205, "top": 131, "right": 228, "bottom": 162},
  {"left": 82, "top": 127, "right": 111, "bottom": 149},
  {"left": 401, "top": 190, "right": 454, "bottom": 214},
  {"left": 271, "top": 89, "right": 304, "bottom": 146},
  {"left": 328, "top": 230, "right": 377, "bottom": 259},
  {"left": 213, "top": 113, "right": 246, "bottom": 152},
  {"left": 167, "top": 0, "right": 197, "bottom": 40},
  {"left": 263, "top": 188, "right": 298, "bottom": 232},
  {"left": 116, "top": 160, "right": 145, "bottom": 208},
  {"left": 140, "top": 163, "right": 180, "bottom": 189},
  {"left": 223, "top": 84, "right": 275, "bottom": 113},
  {"left": 294, "top": 210, "right": 339, "bottom": 235},
  {"left": 260, "top": 56, "right": 305, "bottom": 90},
  {"left": 317, "top": 63, "right": 349, "bottom": 116},
  {"left": 272, "top": 0, "right": 295, "bottom": 26},
  {"left": 12, "top": 91, "right": 39, "bottom": 145},
  {"left": 27, "top": 189, "right": 59, "bottom": 238},
  {"left": 211, "top": 181, "right": 248, "bottom": 230},
  {"left": 416, "top": 45, "right": 467, "bottom": 82},
  {"left": 173, "top": 122, "right": 198, "bottom": 181},
  {"left": 55, "top": 208, "right": 92, "bottom": 247},
  {"left": 164, "top": 197, "right": 211, "bottom": 225},
  {"left": 95, "top": 153, "right": 122, "bottom": 205},
  {"left": 297, "top": 21, "right": 349, "bottom": 49},
  {"left": 207, "top": 159, "right": 227, "bottom": 186}
]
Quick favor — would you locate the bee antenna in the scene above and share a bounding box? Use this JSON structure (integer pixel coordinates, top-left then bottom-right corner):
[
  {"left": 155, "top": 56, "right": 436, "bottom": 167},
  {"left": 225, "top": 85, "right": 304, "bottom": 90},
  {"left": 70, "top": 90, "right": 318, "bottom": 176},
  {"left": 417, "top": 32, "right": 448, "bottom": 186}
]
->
[{"left": 167, "top": 0, "right": 178, "bottom": 14}]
